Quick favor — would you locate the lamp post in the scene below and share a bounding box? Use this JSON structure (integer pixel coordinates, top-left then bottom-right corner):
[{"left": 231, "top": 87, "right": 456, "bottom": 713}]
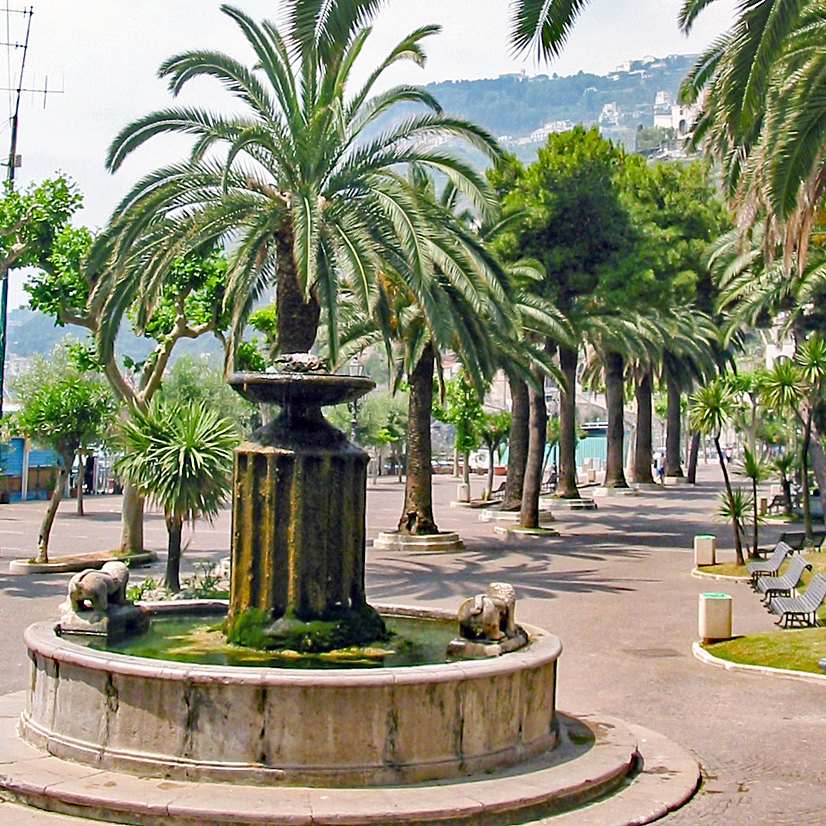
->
[{"left": 348, "top": 358, "right": 364, "bottom": 443}]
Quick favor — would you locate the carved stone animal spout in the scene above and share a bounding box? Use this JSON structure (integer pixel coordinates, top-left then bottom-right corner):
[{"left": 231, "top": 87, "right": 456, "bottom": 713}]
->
[
  {"left": 457, "top": 582, "right": 518, "bottom": 642},
  {"left": 67, "top": 561, "right": 129, "bottom": 613}
]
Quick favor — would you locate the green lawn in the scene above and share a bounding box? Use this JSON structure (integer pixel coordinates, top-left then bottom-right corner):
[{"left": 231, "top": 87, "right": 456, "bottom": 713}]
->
[{"left": 704, "top": 628, "right": 826, "bottom": 674}]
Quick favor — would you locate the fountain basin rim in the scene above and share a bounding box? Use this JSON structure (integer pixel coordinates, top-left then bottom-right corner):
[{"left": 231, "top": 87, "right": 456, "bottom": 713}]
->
[
  {"left": 31, "top": 602, "right": 561, "bottom": 686},
  {"left": 227, "top": 371, "right": 375, "bottom": 407}
]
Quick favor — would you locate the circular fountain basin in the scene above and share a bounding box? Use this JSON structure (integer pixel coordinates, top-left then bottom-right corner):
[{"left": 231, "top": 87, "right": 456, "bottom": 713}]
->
[{"left": 21, "top": 604, "right": 561, "bottom": 787}]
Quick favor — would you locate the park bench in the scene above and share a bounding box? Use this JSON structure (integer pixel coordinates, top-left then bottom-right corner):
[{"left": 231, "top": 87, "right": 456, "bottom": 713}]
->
[
  {"left": 766, "top": 494, "right": 787, "bottom": 515},
  {"left": 769, "top": 573, "right": 826, "bottom": 627},
  {"left": 755, "top": 555, "right": 812, "bottom": 606},
  {"left": 779, "top": 530, "right": 826, "bottom": 552},
  {"left": 746, "top": 541, "right": 792, "bottom": 585},
  {"left": 488, "top": 482, "right": 506, "bottom": 503}
]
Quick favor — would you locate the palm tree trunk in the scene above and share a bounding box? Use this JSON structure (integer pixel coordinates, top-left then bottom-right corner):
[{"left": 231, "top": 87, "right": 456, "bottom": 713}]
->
[
  {"left": 782, "top": 476, "right": 793, "bottom": 515},
  {"left": 119, "top": 483, "right": 144, "bottom": 554},
  {"left": 715, "top": 436, "right": 745, "bottom": 566},
  {"left": 801, "top": 412, "right": 813, "bottom": 541},
  {"left": 76, "top": 452, "right": 84, "bottom": 516},
  {"left": 557, "top": 344, "right": 580, "bottom": 498},
  {"left": 633, "top": 371, "right": 654, "bottom": 484},
  {"left": 274, "top": 220, "right": 321, "bottom": 355},
  {"left": 520, "top": 370, "right": 547, "bottom": 528},
  {"left": 687, "top": 431, "right": 701, "bottom": 484},
  {"left": 751, "top": 476, "right": 759, "bottom": 557},
  {"left": 486, "top": 437, "right": 495, "bottom": 499},
  {"left": 164, "top": 513, "right": 184, "bottom": 593},
  {"left": 36, "top": 461, "right": 69, "bottom": 564},
  {"left": 808, "top": 426, "right": 826, "bottom": 527},
  {"left": 398, "top": 343, "right": 438, "bottom": 535},
  {"left": 604, "top": 350, "right": 628, "bottom": 488},
  {"left": 665, "top": 366, "right": 683, "bottom": 477},
  {"left": 503, "top": 370, "right": 529, "bottom": 510}
]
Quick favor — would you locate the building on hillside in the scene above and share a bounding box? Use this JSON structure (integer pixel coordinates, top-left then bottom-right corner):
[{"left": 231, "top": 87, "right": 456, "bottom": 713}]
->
[
  {"left": 599, "top": 102, "right": 619, "bottom": 127},
  {"left": 653, "top": 96, "right": 701, "bottom": 137}
]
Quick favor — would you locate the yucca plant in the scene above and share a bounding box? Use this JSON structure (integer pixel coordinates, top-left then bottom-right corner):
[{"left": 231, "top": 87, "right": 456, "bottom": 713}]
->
[
  {"left": 773, "top": 452, "right": 795, "bottom": 516},
  {"left": 738, "top": 446, "right": 769, "bottom": 557},
  {"left": 716, "top": 487, "right": 754, "bottom": 559},
  {"left": 117, "top": 400, "right": 238, "bottom": 592},
  {"left": 690, "top": 378, "right": 745, "bottom": 564}
]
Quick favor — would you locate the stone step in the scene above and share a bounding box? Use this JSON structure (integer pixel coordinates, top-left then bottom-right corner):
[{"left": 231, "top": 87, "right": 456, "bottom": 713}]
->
[{"left": 0, "top": 694, "right": 699, "bottom": 826}]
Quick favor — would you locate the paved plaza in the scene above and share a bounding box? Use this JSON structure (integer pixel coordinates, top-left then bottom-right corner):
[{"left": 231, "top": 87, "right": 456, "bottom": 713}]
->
[{"left": 0, "top": 465, "right": 823, "bottom": 824}]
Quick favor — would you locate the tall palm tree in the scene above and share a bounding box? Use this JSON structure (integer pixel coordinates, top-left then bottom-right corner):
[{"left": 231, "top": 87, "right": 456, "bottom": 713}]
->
[
  {"left": 99, "top": 4, "right": 501, "bottom": 368},
  {"left": 117, "top": 400, "right": 237, "bottom": 592}
]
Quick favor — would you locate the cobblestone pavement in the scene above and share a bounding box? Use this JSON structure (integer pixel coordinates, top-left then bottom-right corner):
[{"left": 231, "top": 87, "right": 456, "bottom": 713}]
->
[{"left": 1, "top": 465, "right": 824, "bottom": 825}]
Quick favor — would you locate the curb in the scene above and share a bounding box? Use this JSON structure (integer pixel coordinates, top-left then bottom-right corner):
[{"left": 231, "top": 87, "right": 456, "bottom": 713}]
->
[
  {"left": 692, "top": 641, "right": 826, "bottom": 685},
  {"left": 691, "top": 568, "right": 750, "bottom": 583},
  {"left": 9, "top": 552, "right": 156, "bottom": 575}
]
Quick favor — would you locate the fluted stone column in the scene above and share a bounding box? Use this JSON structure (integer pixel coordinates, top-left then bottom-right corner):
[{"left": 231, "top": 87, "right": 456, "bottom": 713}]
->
[
  {"left": 230, "top": 437, "right": 368, "bottom": 622},
  {"left": 227, "top": 372, "right": 375, "bottom": 630}
]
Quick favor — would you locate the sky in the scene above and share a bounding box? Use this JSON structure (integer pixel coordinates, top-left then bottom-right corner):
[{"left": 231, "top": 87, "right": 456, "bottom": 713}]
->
[{"left": 3, "top": 0, "right": 736, "bottom": 309}]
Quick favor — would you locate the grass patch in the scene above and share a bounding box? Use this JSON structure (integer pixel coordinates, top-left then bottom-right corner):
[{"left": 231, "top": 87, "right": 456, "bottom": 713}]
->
[
  {"left": 698, "top": 561, "right": 749, "bottom": 577},
  {"left": 699, "top": 552, "right": 826, "bottom": 581},
  {"left": 704, "top": 627, "right": 826, "bottom": 674}
]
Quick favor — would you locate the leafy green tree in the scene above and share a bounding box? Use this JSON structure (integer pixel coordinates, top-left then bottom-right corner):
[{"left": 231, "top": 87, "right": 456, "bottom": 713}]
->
[
  {"left": 481, "top": 410, "right": 511, "bottom": 499},
  {"left": 159, "top": 354, "right": 257, "bottom": 434},
  {"left": 435, "top": 373, "right": 485, "bottom": 488},
  {"left": 25, "top": 186, "right": 234, "bottom": 555},
  {"left": 491, "top": 129, "right": 631, "bottom": 500},
  {"left": 116, "top": 400, "right": 237, "bottom": 592},
  {"left": 9, "top": 342, "right": 116, "bottom": 562},
  {"left": 773, "top": 452, "right": 796, "bottom": 515}
]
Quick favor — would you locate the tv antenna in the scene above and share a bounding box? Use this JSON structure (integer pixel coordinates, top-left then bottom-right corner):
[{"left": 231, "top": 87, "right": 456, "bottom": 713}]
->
[{"left": 0, "top": 5, "right": 61, "bottom": 421}]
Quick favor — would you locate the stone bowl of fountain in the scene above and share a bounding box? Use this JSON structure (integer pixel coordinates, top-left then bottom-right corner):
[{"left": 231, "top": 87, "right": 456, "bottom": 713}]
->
[{"left": 5, "top": 357, "right": 700, "bottom": 825}]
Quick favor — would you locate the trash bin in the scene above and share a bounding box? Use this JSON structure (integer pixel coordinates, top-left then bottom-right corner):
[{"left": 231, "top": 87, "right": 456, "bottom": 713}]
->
[
  {"left": 694, "top": 534, "right": 716, "bottom": 566},
  {"left": 699, "top": 592, "right": 731, "bottom": 643}
]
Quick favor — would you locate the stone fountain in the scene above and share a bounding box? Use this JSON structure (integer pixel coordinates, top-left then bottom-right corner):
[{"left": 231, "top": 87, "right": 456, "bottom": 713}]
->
[{"left": 1, "top": 362, "right": 701, "bottom": 824}]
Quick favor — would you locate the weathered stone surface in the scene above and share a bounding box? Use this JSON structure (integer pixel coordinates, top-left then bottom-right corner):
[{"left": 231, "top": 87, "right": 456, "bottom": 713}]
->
[
  {"left": 228, "top": 372, "right": 376, "bottom": 645},
  {"left": 20, "top": 613, "right": 561, "bottom": 787}
]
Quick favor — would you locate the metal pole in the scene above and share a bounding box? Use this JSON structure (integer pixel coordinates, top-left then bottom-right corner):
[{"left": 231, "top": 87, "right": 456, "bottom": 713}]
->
[{"left": 0, "top": 6, "right": 31, "bottom": 425}]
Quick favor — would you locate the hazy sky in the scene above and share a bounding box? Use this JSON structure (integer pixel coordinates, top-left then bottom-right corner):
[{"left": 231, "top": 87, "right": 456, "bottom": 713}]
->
[{"left": 4, "top": 0, "right": 736, "bottom": 308}]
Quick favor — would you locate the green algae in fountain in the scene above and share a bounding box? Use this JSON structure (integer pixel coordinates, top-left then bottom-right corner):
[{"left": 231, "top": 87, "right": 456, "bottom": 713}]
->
[{"left": 90, "top": 613, "right": 458, "bottom": 670}]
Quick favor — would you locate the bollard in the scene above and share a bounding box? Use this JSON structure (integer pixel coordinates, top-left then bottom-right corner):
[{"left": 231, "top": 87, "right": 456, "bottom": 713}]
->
[
  {"left": 456, "top": 483, "right": 471, "bottom": 503},
  {"left": 699, "top": 592, "right": 731, "bottom": 643},
  {"left": 694, "top": 534, "right": 716, "bottom": 567}
]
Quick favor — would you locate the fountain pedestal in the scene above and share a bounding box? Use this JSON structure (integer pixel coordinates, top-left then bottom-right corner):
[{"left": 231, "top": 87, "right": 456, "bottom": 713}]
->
[{"left": 227, "top": 371, "right": 381, "bottom": 647}]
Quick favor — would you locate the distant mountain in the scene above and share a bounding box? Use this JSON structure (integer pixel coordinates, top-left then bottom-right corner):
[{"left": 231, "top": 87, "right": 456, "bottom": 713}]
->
[
  {"left": 423, "top": 53, "right": 697, "bottom": 161},
  {"left": 6, "top": 307, "right": 223, "bottom": 365}
]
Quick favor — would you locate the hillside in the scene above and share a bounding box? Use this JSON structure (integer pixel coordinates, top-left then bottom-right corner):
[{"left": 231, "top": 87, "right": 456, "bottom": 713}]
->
[
  {"left": 6, "top": 308, "right": 223, "bottom": 368},
  {"left": 424, "top": 53, "right": 697, "bottom": 159}
]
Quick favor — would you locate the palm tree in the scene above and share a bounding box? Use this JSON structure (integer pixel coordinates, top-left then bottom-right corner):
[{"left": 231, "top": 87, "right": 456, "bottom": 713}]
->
[
  {"left": 100, "top": 4, "right": 501, "bottom": 369},
  {"left": 117, "top": 401, "right": 237, "bottom": 592},
  {"left": 763, "top": 338, "right": 826, "bottom": 540},
  {"left": 690, "top": 378, "right": 746, "bottom": 565}
]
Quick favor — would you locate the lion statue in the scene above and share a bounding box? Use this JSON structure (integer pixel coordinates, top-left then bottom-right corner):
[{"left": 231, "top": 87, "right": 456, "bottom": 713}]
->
[
  {"left": 66, "top": 561, "right": 129, "bottom": 613},
  {"left": 457, "top": 582, "right": 518, "bottom": 642}
]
